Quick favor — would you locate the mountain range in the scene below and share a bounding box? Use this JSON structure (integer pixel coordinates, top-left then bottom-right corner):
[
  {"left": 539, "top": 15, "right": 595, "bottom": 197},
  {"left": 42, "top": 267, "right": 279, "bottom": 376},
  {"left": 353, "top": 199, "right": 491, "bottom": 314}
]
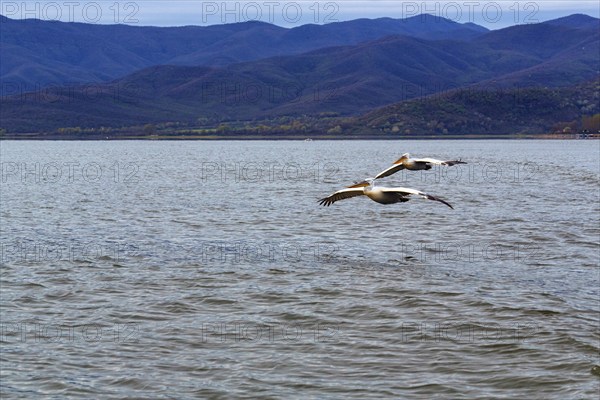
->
[
  {"left": 0, "top": 13, "right": 488, "bottom": 92},
  {"left": 0, "top": 13, "right": 598, "bottom": 135}
]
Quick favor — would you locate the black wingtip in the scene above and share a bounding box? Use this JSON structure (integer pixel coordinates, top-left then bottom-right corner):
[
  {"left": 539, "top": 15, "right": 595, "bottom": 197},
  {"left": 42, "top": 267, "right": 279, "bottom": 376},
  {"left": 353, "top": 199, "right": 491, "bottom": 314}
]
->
[
  {"left": 428, "top": 195, "right": 453, "bottom": 209},
  {"left": 439, "top": 198, "right": 453, "bottom": 209},
  {"left": 446, "top": 159, "right": 467, "bottom": 166}
]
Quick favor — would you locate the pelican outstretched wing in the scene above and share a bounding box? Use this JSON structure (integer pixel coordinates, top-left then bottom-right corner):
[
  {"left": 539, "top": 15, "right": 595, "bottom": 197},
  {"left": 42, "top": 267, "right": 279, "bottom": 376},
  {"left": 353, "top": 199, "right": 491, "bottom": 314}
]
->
[
  {"left": 374, "top": 154, "right": 409, "bottom": 179},
  {"left": 374, "top": 164, "right": 405, "bottom": 179},
  {"left": 318, "top": 188, "right": 365, "bottom": 206},
  {"left": 413, "top": 158, "right": 467, "bottom": 166},
  {"left": 381, "top": 187, "right": 453, "bottom": 209}
]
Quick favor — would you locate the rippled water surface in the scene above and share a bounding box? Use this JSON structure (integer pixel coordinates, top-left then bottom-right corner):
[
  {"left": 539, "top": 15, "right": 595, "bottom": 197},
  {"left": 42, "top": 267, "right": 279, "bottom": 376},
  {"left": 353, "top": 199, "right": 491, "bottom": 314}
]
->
[{"left": 1, "top": 140, "right": 599, "bottom": 399}]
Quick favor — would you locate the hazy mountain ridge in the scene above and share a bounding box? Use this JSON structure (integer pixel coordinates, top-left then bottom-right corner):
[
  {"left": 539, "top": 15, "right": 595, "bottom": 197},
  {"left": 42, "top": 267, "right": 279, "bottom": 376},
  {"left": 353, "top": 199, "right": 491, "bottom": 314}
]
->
[{"left": 0, "top": 14, "right": 488, "bottom": 93}]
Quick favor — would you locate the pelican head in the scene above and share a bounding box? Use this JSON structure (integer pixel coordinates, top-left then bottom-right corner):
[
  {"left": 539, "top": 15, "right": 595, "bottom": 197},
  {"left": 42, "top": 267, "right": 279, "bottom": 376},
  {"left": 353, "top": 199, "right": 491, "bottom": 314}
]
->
[
  {"left": 364, "top": 177, "right": 376, "bottom": 187},
  {"left": 393, "top": 153, "right": 410, "bottom": 165}
]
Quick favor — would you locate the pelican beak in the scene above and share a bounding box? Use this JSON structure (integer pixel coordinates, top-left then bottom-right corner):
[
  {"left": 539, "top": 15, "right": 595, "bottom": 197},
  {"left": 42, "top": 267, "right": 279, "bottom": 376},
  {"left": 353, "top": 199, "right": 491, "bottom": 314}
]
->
[{"left": 347, "top": 180, "right": 370, "bottom": 188}]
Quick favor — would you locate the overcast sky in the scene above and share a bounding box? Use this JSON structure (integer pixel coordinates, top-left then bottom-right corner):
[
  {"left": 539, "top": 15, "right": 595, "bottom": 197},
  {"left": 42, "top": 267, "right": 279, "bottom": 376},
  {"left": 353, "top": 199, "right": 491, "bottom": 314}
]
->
[{"left": 2, "top": 1, "right": 598, "bottom": 29}]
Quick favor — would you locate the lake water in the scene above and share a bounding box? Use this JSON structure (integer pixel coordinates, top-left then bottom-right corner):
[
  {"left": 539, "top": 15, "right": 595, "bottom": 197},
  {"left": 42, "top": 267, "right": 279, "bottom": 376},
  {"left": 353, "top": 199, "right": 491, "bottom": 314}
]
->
[{"left": 1, "top": 140, "right": 599, "bottom": 398}]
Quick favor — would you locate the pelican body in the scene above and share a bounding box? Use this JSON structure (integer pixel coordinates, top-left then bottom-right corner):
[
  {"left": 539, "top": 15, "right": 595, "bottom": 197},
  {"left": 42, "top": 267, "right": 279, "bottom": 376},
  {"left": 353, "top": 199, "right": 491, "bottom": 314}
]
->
[{"left": 364, "top": 186, "right": 411, "bottom": 205}]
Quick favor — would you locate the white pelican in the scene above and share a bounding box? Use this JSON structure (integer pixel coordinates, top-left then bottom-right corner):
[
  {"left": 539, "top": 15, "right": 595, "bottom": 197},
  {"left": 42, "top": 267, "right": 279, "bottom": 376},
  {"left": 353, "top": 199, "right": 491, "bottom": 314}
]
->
[
  {"left": 375, "top": 153, "right": 467, "bottom": 179},
  {"left": 319, "top": 178, "right": 453, "bottom": 208}
]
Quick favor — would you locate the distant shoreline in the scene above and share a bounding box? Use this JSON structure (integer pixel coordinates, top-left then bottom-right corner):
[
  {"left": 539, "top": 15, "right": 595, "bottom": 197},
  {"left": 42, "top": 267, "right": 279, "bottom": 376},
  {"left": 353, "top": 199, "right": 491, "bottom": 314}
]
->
[{"left": 1, "top": 133, "right": 597, "bottom": 141}]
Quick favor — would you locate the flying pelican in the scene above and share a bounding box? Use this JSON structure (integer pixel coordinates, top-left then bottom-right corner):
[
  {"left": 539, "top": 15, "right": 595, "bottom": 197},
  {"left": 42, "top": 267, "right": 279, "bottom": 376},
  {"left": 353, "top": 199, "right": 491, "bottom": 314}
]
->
[
  {"left": 318, "top": 178, "right": 453, "bottom": 208},
  {"left": 375, "top": 153, "right": 466, "bottom": 179}
]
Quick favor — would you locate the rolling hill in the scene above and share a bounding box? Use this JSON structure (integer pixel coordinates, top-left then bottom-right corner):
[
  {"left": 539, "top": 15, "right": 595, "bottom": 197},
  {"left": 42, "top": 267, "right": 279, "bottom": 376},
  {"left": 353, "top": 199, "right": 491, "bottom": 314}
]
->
[{"left": 350, "top": 79, "right": 600, "bottom": 135}]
